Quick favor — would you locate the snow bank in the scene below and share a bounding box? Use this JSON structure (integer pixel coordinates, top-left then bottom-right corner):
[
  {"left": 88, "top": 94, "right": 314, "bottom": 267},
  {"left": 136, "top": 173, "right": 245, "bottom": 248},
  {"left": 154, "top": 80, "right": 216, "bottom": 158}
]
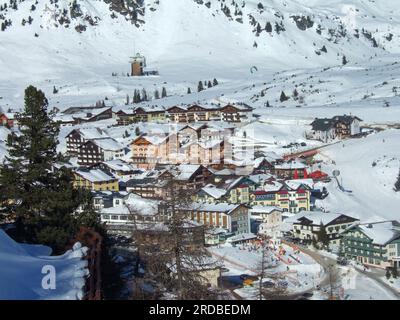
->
[{"left": 0, "top": 230, "right": 89, "bottom": 300}]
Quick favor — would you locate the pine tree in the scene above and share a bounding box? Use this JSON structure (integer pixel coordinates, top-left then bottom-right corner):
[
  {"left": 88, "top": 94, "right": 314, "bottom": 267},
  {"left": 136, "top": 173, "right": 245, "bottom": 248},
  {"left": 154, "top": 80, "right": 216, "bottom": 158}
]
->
[
  {"left": 213, "top": 78, "right": 218, "bottom": 86},
  {"left": 256, "top": 22, "right": 262, "bottom": 35},
  {"left": 75, "top": 190, "right": 101, "bottom": 229},
  {"left": 392, "top": 265, "right": 398, "bottom": 279},
  {"left": 161, "top": 87, "right": 167, "bottom": 98},
  {"left": 0, "top": 86, "right": 83, "bottom": 252},
  {"left": 53, "top": 86, "right": 58, "bottom": 94},
  {"left": 265, "top": 22, "right": 272, "bottom": 33},
  {"left": 133, "top": 89, "right": 141, "bottom": 103},
  {"left": 198, "top": 81, "right": 204, "bottom": 92},
  {"left": 317, "top": 223, "right": 329, "bottom": 247},
  {"left": 293, "top": 88, "right": 299, "bottom": 100},
  {"left": 342, "top": 55, "right": 348, "bottom": 65},
  {"left": 141, "top": 88, "right": 148, "bottom": 101},
  {"left": 125, "top": 94, "right": 129, "bottom": 105},
  {"left": 280, "top": 91, "right": 289, "bottom": 102},
  {"left": 187, "top": 87, "right": 191, "bottom": 94},
  {"left": 394, "top": 169, "right": 400, "bottom": 192},
  {"left": 154, "top": 89, "right": 160, "bottom": 100},
  {"left": 207, "top": 81, "right": 212, "bottom": 88}
]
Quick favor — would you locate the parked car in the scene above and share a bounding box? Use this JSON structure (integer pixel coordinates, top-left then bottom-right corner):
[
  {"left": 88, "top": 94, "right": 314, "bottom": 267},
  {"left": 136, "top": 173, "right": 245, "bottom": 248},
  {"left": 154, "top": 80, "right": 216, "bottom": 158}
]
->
[
  {"left": 221, "top": 267, "right": 230, "bottom": 273},
  {"left": 337, "top": 257, "right": 348, "bottom": 266},
  {"left": 262, "top": 281, "right": 275, "bottom": 288}
]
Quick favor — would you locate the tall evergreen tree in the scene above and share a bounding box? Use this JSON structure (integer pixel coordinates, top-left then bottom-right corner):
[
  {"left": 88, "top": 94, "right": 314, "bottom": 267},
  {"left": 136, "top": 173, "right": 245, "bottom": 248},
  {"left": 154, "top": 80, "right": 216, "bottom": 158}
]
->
[
  {"left": 0, "top": 86, "right": 84, "bottom": 252},
  {"left": 197, "top": 81, "right": 204, "bottom": 92},
  {"left": 187, "top": 87, "right": 191, "bottom": 94},
  {"left": 154, "top": 89, "right": 160, "bottom": 100},
  {"left": 265, "top": 21, "right": 272, "bottom": 33},
  {"left": 280, "top": 91, "right": 289, "bottom": 102},
  {"left": 161, "top": 87, "right": 167, "bottom": 98},
  {"left": 317, "top": 222, "right": 329, "bottom": 247},
  {"left": 212, "top": 78, "right": 218, "bottom": 86},
  {"left": 141, "top": 88, "right": 148, "bottom": 101}
]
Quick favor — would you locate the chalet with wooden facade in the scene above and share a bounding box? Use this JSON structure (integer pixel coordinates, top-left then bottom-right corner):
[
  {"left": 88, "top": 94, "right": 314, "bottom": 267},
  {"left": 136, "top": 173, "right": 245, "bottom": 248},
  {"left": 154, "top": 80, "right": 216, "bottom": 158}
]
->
[
  {"left": 308, "top": 115, "right": 362, "bottom": 142},
  {"left": 273, "top": 160, "right": 309, "bottom": 179},
  {"left": 77, "top": 138, "right": 125, "bottom": 166},
  {"left": 66, "top": 128, "right": 109, "bottom": 155}
]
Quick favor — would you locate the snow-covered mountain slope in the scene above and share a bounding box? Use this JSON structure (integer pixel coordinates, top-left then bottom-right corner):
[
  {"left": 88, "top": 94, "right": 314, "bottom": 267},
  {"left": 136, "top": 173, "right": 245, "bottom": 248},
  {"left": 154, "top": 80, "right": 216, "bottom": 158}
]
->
[
  {"left": 315, "top": 129, "right": 400, "bottom": 222},
  {"left": 0, "top": 0, "right": 400, "bottom": 111},
  {"left": 0, "top": 230, "right": 88, "bottom": 300}
]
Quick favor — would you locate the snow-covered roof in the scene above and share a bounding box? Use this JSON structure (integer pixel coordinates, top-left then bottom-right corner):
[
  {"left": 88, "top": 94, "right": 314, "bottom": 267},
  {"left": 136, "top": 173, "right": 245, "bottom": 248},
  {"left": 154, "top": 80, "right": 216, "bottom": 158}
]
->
[
  {"left": 1, "top": 112, "right": 16, "bottom": 119},
  {"left": 92, "top": 137, "right": 125, "bottom": 151},
  {"left": 186, "top": 202, "right": 244, "bottom": 214},
  {"left": 264, "top": 181, "right": 283, "bottom": 192},
  {"left": 102, "top": 159, "right": 136, "bottom": 172},
  {"left": 173, "top": 164, "right": 202, "bottom": 180},
  {"left": 250, "top": 206, "right": 283, "bottom": 214},
  {"left": 74, "top": 128, "right": 109, "bottom": 140},
  {"left": 101, "top": 193, "right": 159, "bottom": 216},
  {"left": 214, "top": 168, "right": 236, "bottom": 176},
  {"left": 275, "top": 160, "right": 307, "bottom": 170},
  {"left": 248, "top": 173, "right": 272, "bottom": 184},
  {"left": 356, "top": 221, "right": 400, "bottom": 246},
  {"left": 226, "top": 232, "right": 257, "bottom": 243},
  {"left": 75, "top": 168, "right": 116, "bottom": 183},
  {"left": 200, "top": 184, "right": 227, "bottom": 199},
  {"left": 284, "top": 179, "right": 314, "bottom": 190},
  {"left": 286, "top": 211, "right": 357, "bottom": 226},
  {"left": 136, "top": 134, "right": 169, "bottom": 145}
]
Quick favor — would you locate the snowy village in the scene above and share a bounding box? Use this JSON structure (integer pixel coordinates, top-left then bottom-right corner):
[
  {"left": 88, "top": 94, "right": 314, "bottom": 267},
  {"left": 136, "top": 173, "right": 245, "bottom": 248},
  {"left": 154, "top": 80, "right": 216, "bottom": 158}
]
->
[{"left": 1, "top": 0, "right": 400, "bottom": 304}]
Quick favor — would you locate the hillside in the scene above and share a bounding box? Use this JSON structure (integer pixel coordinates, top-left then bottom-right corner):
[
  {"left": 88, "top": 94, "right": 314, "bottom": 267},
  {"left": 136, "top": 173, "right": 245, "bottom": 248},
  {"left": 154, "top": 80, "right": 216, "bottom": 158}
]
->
[{"left": 0, "top": 0, "right": 399, "bottom": 118}]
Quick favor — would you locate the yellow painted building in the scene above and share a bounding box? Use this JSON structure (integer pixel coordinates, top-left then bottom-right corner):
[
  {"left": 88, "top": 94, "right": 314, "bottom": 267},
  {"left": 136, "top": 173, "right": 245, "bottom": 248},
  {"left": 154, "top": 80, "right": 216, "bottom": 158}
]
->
[
  {"left": 251, "top": 184, "right": 311, "bottom": 214},
  {"left": 73, "top": 169, "right": 119, "bottom": 192}
]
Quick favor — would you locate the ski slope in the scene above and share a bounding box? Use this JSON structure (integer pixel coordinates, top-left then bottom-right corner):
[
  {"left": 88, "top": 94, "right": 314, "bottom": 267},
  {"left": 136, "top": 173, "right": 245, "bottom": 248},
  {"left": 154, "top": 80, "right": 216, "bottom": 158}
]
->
[
  {"left": 315, "top": 129, "right": 400, "bottom": 222},
  {"left": 0, "top": 0, "right": 399, "bottom": 122}
]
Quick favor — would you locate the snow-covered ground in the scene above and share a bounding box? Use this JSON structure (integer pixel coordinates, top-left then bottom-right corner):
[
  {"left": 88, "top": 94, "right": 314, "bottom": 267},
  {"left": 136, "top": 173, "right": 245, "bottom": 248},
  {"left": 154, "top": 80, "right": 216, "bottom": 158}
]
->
[
  {"left": 0, "top": 230, "right": 89, "bottom": 300},
  {"left": 0, "top": 0, "right": 400, "bottom": 124},
  {"left": 314, "top": 129, "right": 400, "bottom": 221},
  {"left": 209, "top": 241, "right": 323, "bottom": 299}
]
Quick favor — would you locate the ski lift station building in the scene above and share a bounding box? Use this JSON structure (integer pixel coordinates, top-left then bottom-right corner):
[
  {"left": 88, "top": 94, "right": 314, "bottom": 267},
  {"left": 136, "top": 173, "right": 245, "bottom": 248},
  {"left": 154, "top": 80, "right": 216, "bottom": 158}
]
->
[{"left": 130, "top": 52, "right": 146, "bottom": 76}]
